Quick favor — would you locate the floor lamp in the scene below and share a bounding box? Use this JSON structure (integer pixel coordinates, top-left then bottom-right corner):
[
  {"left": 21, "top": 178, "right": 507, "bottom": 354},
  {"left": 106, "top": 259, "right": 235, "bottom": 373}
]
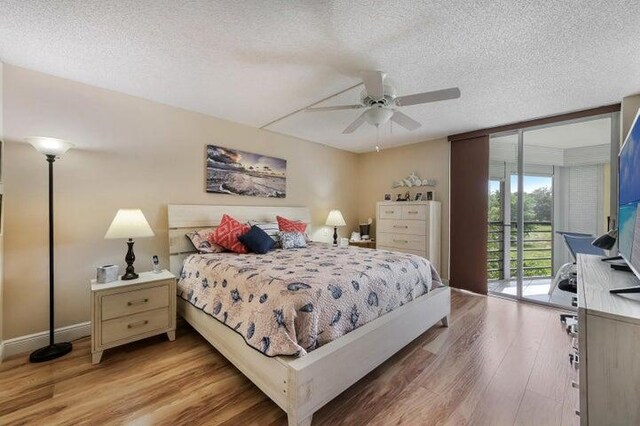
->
[{"left": 26, "top": 137, "right": 74, "bottom": 363}]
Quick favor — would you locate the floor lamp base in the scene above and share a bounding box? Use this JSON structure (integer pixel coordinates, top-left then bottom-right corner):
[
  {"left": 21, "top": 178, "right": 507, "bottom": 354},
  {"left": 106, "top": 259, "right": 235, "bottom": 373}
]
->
[{"left": 29, "top": 342, "right": 73, "bottom": 363}]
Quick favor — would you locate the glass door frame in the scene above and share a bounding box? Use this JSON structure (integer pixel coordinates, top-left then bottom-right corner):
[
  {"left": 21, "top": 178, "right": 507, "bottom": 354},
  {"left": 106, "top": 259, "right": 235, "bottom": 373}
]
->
[{"left": 488, "top": 129, "right": 572, "bottom": 310}]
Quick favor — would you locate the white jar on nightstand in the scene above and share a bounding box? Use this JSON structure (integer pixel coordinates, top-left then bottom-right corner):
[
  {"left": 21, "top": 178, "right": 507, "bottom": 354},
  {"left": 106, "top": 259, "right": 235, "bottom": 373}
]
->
[{"left": 90, "top": 270, "right": 177, "bottom": 364}]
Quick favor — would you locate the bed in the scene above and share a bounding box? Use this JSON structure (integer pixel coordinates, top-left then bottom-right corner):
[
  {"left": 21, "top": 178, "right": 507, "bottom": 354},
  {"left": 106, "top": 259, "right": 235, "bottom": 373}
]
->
[{"left": 168, "top": 204, "right": 451, "bottom": 426}]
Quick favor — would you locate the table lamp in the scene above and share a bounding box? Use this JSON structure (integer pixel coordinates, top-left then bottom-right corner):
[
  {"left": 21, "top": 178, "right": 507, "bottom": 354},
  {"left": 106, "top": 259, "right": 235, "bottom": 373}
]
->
[
  {"left": 26, "top": 137, "right": 75, "bottom": 363},
  {"left": 105, "top": 209, "right": 155, "bottom": 280},
  {"left": 325, "top": 209, "right": 346, "bottom": 246}
]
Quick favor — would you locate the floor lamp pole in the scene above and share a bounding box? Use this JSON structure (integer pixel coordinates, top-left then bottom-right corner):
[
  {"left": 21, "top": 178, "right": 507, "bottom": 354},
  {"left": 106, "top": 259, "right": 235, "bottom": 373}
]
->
[{"left": 29, "top": 155, "right": 73, "bottom": 363}]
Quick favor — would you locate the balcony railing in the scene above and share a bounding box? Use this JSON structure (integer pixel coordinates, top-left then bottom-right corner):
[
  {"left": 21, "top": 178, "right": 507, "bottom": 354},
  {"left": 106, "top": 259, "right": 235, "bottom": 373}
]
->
[{"left": 488, "top": 221, "right": 553, "bottom": 280}]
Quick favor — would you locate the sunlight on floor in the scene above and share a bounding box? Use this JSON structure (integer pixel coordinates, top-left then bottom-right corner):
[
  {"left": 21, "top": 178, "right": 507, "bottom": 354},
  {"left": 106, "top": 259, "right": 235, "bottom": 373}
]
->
[{"left": 489, "top": 278, "right": 574, "bottom": 308}]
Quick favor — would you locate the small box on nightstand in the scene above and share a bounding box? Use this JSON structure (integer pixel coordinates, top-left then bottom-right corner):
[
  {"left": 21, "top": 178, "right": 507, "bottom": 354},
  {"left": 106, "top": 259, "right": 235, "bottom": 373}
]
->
[{"left": 90, "top": 270, "right": 177, "bottom": 364}]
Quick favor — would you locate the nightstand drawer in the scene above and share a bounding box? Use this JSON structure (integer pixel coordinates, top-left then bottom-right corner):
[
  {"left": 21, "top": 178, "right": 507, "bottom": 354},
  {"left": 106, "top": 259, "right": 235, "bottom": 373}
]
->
[
  {"left": 101, "top": 284, "right": 169, "bottom": 320},
  {"left": 101, "top": 307, "right": 169, "bottom": 346}
]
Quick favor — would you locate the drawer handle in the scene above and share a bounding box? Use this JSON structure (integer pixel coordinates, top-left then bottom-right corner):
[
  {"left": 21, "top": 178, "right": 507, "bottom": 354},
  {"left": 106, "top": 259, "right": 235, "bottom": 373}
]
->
[
  {"left": 127, "top": 320, "right": 149, "bottom": 329},
  {"left": 385, "top": 210, "right": 395, "bottom": 214},
  {"left": 407, "top": 211, "right": 419, "bottom": 214},
  {"left": 393, "top": 225, "right": 409, "bottom": 229},
  {"left": 128, "top": 298, "right": 149, "bottom": 306},
  {"left": 393, "top": 239, "right": 409, "bottom": 244}
]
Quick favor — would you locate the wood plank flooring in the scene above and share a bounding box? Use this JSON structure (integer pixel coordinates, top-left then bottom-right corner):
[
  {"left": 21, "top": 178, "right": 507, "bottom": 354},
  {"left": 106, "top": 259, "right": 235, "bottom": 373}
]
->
[{"left": 0, "top": 290, "right": 579, "bottom": 425}]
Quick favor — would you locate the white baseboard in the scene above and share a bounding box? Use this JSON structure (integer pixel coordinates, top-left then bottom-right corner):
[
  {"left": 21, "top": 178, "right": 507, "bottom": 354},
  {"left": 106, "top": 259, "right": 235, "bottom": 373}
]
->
[{"left": 2, "top": 322, "right": 91, "bottom": 360}]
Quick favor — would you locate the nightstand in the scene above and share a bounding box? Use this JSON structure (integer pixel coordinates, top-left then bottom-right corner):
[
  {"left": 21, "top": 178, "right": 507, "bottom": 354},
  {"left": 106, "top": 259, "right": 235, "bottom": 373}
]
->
[
  {"left": 349, "top": 240, "right": 376, "bottom": 249},
  {"left": 91, "top": 270, "right": 176, "bottom": 364}
]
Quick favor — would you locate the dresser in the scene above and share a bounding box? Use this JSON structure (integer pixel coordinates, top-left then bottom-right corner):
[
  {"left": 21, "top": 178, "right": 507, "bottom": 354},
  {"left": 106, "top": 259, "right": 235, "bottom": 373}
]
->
[
  {"left": 376, "top": 201, "right": 441, "bottom": 272},
  {"left": 91, "top": 270, "right": 176, "bottom": 364},
  {"left": 577, "top": 254, "right": 640, "bottom": 425}
]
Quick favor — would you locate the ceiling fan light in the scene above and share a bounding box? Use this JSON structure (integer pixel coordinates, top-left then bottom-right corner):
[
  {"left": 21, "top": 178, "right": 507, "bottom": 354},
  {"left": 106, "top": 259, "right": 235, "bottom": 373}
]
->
[{"left": 364, "top": 107, "right": 394, "bottom": 126}]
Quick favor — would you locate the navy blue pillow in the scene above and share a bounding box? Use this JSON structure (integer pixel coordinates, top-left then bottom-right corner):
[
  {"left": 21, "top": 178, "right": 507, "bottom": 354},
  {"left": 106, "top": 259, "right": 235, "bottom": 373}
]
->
[{"left": 238, "top": 225, "right": 276, "bottom": 254}]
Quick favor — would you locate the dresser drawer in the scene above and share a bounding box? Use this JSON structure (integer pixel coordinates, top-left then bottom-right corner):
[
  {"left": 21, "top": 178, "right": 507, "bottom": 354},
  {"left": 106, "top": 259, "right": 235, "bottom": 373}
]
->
[
  {"left": 377, "top": 219, "right": 426, "bottom": 236},
  {"left": 401, "top": 204, "right": 426, "bottom": 220},
  {"left": 377, "top": 245, "right": 426, "bottom": 258},
  {"left": 101, "top": 284, "right": 169, "bottom": 320},
  {"left": 101, "top": 307, "right": 169, "bottom": 346},
  {"left": 377, "top": 232, "right": 426, "bottom": 251},
  {"left": 378, "top": 205, "right": 402, "bottom": 219}
]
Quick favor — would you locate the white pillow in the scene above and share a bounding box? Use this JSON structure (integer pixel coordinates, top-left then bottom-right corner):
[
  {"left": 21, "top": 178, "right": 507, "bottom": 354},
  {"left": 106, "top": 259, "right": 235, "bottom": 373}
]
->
[{"left": 248, "top": 221, "right": 280, "bottom": 246}]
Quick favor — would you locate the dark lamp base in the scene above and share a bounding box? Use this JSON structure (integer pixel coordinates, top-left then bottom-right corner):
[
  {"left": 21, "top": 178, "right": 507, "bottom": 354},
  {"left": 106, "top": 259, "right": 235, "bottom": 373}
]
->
[
  {"left": 122, "top": 239, "right": 138, "bottom": 280},
  {"left": 29, "top": 342, "right": 73, "bottom": 363},
  {"left": 121, "top": 271, "right": 139, "bottom": 280}
]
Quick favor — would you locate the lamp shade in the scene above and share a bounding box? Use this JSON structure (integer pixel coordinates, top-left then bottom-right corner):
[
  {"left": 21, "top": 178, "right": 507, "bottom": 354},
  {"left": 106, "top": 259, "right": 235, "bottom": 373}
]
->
[
  {"left": 105, "top": 209, "right": 155, "bottom": 239},
  {"left": 325, "top": 209, "right": 346, "bottom": 227},
  {"left": 26, "top": 137, "right": 74, "bottom": 157}
]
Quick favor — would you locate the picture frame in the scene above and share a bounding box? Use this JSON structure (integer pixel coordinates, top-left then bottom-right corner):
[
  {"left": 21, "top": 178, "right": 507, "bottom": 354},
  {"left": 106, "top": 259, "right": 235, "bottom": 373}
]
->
[
  {"left": 206, "top": 144, "right": 286, "bottom": 198},
  {"left": 152, "top": 255, "right": 161, "bottom": 273},
  {"left": 426, "top": 191, "right": 434, "bottom": 201},
  {"left": 414, "top": 192, "right": 423, "bottom": 201},
  {"left": 384, "top": 193, "right": 391, "bottom": 201}
]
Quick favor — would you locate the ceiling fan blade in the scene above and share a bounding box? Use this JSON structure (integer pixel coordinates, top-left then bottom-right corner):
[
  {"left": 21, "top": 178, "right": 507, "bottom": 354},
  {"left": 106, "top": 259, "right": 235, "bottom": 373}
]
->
[
  {"left": 395, "top": 87, "right": 461, "bottom": 107},
  {"left": 391, "top": 111, "right": 422, "bottom": 131},
  {"left": 361, "top": 70, "right": 385, "bottom": 100},
  {"left": 305, "top": 104, "right": 364, "bottom": 112},
  {"left": 342, "top": 111, "right": 368, "bottom": 134}
]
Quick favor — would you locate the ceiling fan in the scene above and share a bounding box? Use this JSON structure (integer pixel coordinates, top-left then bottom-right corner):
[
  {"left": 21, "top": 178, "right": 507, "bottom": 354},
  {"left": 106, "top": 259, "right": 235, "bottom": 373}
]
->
[{"left": 305, "top": 70, "right": 460, "bottom": 135}]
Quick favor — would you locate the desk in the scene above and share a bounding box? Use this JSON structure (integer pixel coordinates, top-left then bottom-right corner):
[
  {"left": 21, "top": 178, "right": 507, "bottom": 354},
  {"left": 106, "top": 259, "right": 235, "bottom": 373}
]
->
[{"left": 577, "top": 254, "right": 640, "bottom": 425}]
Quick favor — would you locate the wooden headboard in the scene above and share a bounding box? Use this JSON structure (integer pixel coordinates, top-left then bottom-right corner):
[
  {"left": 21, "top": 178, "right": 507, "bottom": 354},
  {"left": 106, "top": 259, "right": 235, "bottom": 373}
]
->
[{"left": 167, "top": 204, "right": 312, "bottom": 276}]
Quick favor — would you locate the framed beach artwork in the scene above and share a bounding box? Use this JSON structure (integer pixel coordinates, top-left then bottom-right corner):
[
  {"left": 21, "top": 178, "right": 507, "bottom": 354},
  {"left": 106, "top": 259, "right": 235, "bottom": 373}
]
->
[{"left": 206, "top": 145, "right": 286, "bottom": 198}]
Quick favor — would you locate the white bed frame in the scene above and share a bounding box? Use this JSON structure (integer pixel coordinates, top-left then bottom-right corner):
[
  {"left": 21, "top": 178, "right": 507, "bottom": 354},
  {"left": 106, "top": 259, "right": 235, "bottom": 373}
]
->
[{"left": 168, "top": 204, "right": 451, "bottom": 426}]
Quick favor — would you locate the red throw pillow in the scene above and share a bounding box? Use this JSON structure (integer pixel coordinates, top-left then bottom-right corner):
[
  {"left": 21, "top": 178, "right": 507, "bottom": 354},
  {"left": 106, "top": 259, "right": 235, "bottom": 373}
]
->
[
  {"left": 276, "top": 215, "right": 307, "bottom": 233},
  {"left": 211, "top": 214, "right": 250, "bottom": 254}
]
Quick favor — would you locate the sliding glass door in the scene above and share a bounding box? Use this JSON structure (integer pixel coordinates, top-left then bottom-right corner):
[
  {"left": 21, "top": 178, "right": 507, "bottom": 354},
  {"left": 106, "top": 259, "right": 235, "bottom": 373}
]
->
[
  {"left": 488, "top": 113, "right": 616, "bottom": 308},
  {"left": 488, "top": 131, "right": 522, "bottom": 298}
]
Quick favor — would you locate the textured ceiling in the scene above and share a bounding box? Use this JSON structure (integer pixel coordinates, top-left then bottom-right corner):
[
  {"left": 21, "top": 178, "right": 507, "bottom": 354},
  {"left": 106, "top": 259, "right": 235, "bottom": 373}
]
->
[{"left": 1, "top": 1, "right": 639, "bottom": 153}]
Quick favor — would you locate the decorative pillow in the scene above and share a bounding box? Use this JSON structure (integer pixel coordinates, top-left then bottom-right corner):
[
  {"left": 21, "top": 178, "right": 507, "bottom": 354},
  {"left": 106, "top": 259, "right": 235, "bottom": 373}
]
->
[
  {"left": 248, "top": 220, "right": 281, "bottom": 246},
  {"left": 211, "top": 214, "right": 251, "bottom": 254},
  {"left": 276, "top": 215, "right": 307, "bottom": 233},
  {"left": 279, "top": 231, "right": 307, "bottom": 249},
  {"left": 185, "top": 229, "right": 225, "bottom": 254},
  {"left": 238, "top": 226, "right": 276, "bottom": 254}
]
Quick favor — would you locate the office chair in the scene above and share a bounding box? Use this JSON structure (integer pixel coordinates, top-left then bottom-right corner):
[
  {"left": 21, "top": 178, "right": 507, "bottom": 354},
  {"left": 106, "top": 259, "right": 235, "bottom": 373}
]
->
[
  {"left": 549, "top": 232, "right": 605, "bottom": 295},
  {"left": 553, "top": 233, "right": 605, "bottom": 328}
]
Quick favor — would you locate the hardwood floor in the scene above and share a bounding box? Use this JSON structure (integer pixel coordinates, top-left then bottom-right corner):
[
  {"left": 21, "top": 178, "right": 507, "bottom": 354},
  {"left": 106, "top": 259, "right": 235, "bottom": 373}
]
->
[{"left": 0, "top": 290, "right": 579, "bottom": 425}]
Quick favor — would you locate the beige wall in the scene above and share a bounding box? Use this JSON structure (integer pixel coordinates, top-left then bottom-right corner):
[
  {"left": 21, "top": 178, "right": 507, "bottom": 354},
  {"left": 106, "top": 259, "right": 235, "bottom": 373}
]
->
[
  {"left": 357, "top": 139, "right": 450, "bottom": 279},
  {"left": 0, "top": 61, "right": 4, "bottom": 349},
  {"left": 621, "top": 94, "right": 640, "bottom": 139},
  {"left": 2, "top": 65, "right": 360, "bottom": 339}
]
